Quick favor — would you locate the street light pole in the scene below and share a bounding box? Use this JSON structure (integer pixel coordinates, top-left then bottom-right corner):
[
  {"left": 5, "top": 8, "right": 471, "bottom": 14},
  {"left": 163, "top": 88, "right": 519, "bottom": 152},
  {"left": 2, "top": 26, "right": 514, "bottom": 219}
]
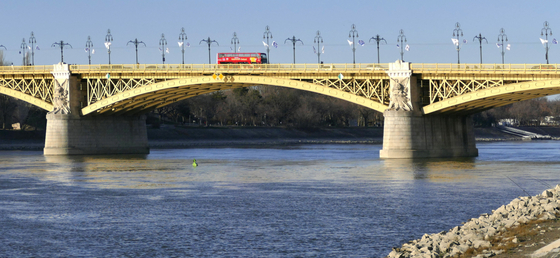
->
[
  {"left": 20, "top": 38, "right": 27, "bottom": 66},
  {"left": 473, "top": 33, "right": 488, "bottom": 64},
  {"left": 452, "top": 22, "right": 463, "bottom": 64},
  {"left": 231, "top": 32, "right": 239, "bottom": 53},
  {"left": 284, "top": 36, "right": 303, "bottom": 64},
  {"left": 105, "top": 29, "right": 113, "bottom": 65},
  {"left": 178, "top": 27, "right": 187, "bottom": 64},
  {"left": 397, "top": 29, "right": 407, "bottom": 61},
  {"left": 498, "top": 28, "right": 508, "bottom": 65},
  {"left": 199, "top": 37, "right": 219, "bottom": 64},
  {"left": 28, "top": 32, "right": 36, "bottom": 66},
  {"left": 541, "top": 21, "right": 553, "bottom": 64},
  {"left": 51, "top": 40, "right": 72, "bottom": 63},
  {"left": 127, "top": 38, "right": 146, "bottom": 64},
  {"left": 159, "top": 33, "right": 167, "bottom": 64},
  {"left": 85, "top": 36, "right": 93, "bottom": 65},
  {"left": 348, "top": 24, "right": 359, "bottom": 64},
  {"left": 314, "top": 30, "right": 323, "bottom": 64},
  {"left": 263, "top": 26, "right": 273, "bottom": 63},
  {"left": 369, "top": 34, "right": 386, "bottom": 64}
]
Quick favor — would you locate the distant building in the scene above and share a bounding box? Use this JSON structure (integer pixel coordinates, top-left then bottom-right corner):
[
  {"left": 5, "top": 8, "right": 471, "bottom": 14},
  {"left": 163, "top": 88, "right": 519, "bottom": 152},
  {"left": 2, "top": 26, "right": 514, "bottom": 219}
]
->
[{"left": 498, "top": 118, "right": 519, "bottom": 127}]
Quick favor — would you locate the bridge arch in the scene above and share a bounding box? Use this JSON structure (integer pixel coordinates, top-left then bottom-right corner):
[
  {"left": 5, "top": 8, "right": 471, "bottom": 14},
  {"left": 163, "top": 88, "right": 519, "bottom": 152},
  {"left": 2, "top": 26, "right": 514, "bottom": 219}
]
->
[
  {"left": 0, "top": 86, "right": 53, "bottom": 111},
  {"left": 82, "top": 75, "right": 388, "bottom": 116},
  {"left": 423, "top": 79, "right": 560, "bottom": 115}
]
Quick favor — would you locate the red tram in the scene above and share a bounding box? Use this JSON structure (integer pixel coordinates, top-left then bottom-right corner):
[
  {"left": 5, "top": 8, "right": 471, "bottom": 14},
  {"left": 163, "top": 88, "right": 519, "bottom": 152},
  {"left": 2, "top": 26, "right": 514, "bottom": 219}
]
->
[{"left": 217, "top": 52, "right": 268, "bottom": 64}]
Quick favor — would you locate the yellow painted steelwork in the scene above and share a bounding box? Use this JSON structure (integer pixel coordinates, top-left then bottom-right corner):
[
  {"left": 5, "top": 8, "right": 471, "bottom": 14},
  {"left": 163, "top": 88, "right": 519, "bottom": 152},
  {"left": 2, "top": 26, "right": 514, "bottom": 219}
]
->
[{"left": 2, "top": 63, "right": 560, "bottom": 116}]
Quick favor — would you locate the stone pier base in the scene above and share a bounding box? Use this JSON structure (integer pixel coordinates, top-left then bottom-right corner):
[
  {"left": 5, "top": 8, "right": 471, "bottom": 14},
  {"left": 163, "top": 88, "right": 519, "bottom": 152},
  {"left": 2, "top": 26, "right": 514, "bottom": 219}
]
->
[
  {"left": 44, "top": 114, "right": 149, "bottom": 155},
  {"left": 379, "top": 110, "right": 478, "bottom": 159}
]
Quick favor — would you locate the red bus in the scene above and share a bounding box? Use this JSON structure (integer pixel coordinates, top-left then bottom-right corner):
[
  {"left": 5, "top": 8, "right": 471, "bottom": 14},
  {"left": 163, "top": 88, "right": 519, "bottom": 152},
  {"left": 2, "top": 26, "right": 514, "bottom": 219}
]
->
[{"left": 217, "top": 52, "right": 268, "bottom": 64}]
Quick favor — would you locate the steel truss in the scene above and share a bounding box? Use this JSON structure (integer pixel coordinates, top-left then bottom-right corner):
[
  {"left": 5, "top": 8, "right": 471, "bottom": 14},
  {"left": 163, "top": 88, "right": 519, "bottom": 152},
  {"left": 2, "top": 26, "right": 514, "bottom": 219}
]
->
[{"left": 0, "top": 77, "right": 54, "bottom": 104}]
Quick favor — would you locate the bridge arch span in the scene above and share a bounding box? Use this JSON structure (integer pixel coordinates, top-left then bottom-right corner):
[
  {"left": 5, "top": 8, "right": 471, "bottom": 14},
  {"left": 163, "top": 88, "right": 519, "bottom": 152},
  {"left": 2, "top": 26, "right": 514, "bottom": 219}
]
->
[
  {"left": 0, "top": 86, "right": 53, "bottom": 111},
  {"left": 82, "top": 75, "right": 388, "bottom": 116},
  {"left": 423, "top": 79, "right": 560, "bottom": 115}
]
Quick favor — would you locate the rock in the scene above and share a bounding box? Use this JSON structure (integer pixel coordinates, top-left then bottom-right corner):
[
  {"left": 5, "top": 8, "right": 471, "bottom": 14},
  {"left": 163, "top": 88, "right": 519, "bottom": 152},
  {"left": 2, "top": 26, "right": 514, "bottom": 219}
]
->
[
  {"left": 472, "top": 240, "right": 491, "bottom": 249},
  {"left": 543, "top": 189, "right": 554, "bottom": 197}
]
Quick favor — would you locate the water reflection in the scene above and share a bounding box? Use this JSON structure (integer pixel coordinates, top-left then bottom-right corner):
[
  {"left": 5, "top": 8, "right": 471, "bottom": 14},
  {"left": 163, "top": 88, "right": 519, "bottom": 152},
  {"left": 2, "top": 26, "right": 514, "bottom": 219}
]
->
[{"left": 381, "top": 157, "right": 477, "bottom": 182}]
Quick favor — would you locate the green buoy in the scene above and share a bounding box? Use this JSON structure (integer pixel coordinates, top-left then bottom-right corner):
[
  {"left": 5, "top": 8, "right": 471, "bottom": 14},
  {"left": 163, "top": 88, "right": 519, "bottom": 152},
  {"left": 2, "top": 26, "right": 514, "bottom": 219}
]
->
[{"left": 192, "top": 159, "right": 198, "bottom": 167}]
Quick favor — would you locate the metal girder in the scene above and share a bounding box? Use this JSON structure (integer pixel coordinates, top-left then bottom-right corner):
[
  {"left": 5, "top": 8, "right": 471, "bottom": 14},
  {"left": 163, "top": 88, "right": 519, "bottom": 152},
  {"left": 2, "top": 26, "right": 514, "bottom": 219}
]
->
[
  {"left": 82, "top": 75, "right": 390, "bottom": 116},
  {"left": 0, "top": 76, "right": 54, "bottom": 111},
  {"left": 423, "top": 79, "right": 560, "bottom": 115}
]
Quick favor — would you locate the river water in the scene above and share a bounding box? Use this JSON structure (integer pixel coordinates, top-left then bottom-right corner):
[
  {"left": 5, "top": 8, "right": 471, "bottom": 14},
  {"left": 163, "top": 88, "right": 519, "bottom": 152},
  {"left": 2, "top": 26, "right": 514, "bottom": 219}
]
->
[{"left": 1, "top": 141, "right": 559, "bottom": 257}]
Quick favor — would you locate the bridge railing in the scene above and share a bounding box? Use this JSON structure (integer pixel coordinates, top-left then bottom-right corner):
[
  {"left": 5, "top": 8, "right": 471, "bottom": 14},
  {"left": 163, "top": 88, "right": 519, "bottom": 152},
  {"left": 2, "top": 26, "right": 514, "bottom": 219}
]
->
[
  {"left": 410, "top": 63, "right": 560, "bottom": 73},
  {"left": 69, "top": 63, "right": 391, "bottom": 73},
  {"left": 0, "top": 65, "right": 53, "bottom": 73}
]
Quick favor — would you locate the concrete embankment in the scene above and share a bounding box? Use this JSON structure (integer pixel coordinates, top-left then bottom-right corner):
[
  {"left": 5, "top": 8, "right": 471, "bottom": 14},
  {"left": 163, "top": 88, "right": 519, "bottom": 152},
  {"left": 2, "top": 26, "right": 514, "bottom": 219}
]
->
[
  {"left": 386, "top": 186, "right": 560, "bottom": 258},
  {"left": 0, "top": 126, "right": 554, "bottom": 150}
]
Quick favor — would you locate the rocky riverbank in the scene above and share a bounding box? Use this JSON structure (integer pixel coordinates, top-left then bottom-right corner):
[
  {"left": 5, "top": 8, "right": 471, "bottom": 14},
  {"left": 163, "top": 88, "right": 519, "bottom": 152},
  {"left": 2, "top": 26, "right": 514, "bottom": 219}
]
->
[{"left": 386, "top": 186, "right": 560, "bottom": 258}]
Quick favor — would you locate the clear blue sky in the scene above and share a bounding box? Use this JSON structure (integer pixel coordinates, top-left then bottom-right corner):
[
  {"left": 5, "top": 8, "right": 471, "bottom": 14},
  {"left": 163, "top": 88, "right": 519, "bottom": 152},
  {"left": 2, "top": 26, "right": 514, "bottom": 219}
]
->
[{"left": 1, "top": 0, "right": 559, "bottom": 65}]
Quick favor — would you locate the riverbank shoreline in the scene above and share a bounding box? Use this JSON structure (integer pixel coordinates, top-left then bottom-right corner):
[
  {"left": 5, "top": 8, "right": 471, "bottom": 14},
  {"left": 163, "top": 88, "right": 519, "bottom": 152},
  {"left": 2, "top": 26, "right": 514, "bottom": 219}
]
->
[
  {"left": 386, "top": 186, "right": 560, "bottom": 258},
  {"left": 0, "top": 126, "right": 544, "bottom": 150}
]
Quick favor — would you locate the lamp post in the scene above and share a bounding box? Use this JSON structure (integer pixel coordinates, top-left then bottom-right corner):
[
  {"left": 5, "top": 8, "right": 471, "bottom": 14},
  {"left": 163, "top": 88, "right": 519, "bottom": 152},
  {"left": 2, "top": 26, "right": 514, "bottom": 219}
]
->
[
  {"left": 105, "top": 29, "right": 113, "bottom": 65},
  {"left": 28, "top": 32, "right": 36, "bottom": 65},
  {"left": 159, "top": 33, "right": 167, "bottom": 64},
  {"left": 497, "top": 28, "right": 508, "bottom": 64},
  {"left": 231, "top": 32, "right": 240, "bottom": 53},
  {"left": 397, "top": 29, "right": 407, "bottom": 61},
  {"left": 199, "top": 37, "right": 219, "bottom": 64},
  {"left": 51, "top": 40, "right": 72, "bottom": 63},
  {"left": 20, "top": 38, "right": 27, "bottom": 66},
  {"left": 348, "top": 24, "right": 359, "bottom": 64},
  {"left": 263, "top": 26, "right": 272, "bottom": 63},
  {"left": 541, "top": 21, "right": 553, "bottom": 64},
  {"left": 127, "top": 38, "right": 146, "bottom": 64},
  {"left": 452, "top": 22, "right": 463, "bottom": 64},
  {"left": 85, "top": 36, "right": 93, "bottom": 65},
  {"left": 0, "top": 45, "right": 6, "bottom": 50},
  {"left": 369, "top": 34, "right": 386, "bottom": 64},
  {"left": 473, "top": 33, "right": 488, "bottom": 64},
  {"left": 178, "top": 27, "right": 187, "bottom": 64},
  {"left": 284, "top": 36, "right": 303, "bottom": 64},
  {"left": 314, "top": 30, "right": 323, "bottom": 64}
]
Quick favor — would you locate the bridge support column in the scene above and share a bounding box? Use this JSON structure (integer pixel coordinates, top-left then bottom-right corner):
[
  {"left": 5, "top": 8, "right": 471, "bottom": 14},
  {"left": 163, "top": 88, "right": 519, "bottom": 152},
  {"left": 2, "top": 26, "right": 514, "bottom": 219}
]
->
[
  {"left": 44, "top": 63, "right": 149, "bottom": 155},
  {"left": 379, "top": 111, "right": 478, "bottom": 158},
  {"left": 379, "top": 60, "right": 478, "bottom": 158}
]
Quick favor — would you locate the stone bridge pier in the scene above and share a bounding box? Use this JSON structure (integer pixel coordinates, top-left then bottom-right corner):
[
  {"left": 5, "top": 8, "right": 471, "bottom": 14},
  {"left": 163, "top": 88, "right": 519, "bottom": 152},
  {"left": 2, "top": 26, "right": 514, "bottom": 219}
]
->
[
  {"left": 379, "top": 61, "right": 478, "bottom": 158},
  {"left": 44, "top": 63, "right": 149, "bottom": 155}
]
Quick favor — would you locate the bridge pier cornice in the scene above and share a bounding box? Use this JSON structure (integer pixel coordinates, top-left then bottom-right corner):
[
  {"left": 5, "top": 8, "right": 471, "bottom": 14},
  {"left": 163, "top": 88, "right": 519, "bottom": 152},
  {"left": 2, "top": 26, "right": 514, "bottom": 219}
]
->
[
  {"left": 44, "top": 63, "right": 149, "bottom": 155},
  {"left": 380, "top": 60, "right": 478, "bottom": 159}
]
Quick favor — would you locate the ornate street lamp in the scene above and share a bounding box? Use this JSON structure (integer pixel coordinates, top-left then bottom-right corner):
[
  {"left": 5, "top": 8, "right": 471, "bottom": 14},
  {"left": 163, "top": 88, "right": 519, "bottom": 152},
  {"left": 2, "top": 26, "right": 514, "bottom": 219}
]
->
[
  {"left": 497, "top": 28, "right": 508, "bottom": 64},
  {"left": 28, "top": 32, "right": 36, "bottom": 65},
  {"left": 231, "top": 32, "right": 240, "bottom": 53},
  {"left": 85, "top": 36, "right": 93, "bottom": 65},
  {"left": 159, "top": 33, "right": 167, "bottom": 64},
  {"left": 178, "top": 27, "right": 187, "bottom": 64},
  {"left": 397, "top": 29, "right": 407, "bottom": 61},
  {"left": 369, "top": 34, "right": 386, "bottom": 64},
  {"left": 473, "top": 33, "right": 488, "bottom": 64},
  {"left": 263, "top": 26, "right": 273, "bottom": 63},
  {"left": 452, "top": 22, "right": 464, "bottom": 64},
  {"left": 541, "top": 21, "right": 553, "bottom": 64},
  {"left": 348, "top": 24, "right": 359, "bottom": 64},
  {"left": 51, "top": 40, "right": 72, "bottom": 63},
  {"left": 127, "top": 38, "right": 146, "bottom": 64},
  {"left": 314, "top": 30, "right": 323, "bottom": 64},
  {"left": 284, "top": 36, "right": 303, "bottom": 64},
  {"left": 105, "top": 29, "right": 113, "bottom": 64},
  {"left": 20, "top": 38, "right": 27, "bottom": 66},
  {"left": 199, "top": 37, "right": 219, "bottom": 64}
]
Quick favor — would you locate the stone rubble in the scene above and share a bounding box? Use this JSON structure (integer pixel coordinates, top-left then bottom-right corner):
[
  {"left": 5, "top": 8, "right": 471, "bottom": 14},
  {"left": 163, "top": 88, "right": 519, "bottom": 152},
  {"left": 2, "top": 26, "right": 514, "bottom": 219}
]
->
[{"left": 386, "top": 185, "right": 560, "bottom": 258}]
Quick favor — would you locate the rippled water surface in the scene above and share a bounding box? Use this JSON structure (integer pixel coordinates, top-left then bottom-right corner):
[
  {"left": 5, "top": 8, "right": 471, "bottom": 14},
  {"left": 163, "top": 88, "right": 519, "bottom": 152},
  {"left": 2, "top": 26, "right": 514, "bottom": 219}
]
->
[{"left": 1, "top": 141, "right": 560, "bottom": 257}]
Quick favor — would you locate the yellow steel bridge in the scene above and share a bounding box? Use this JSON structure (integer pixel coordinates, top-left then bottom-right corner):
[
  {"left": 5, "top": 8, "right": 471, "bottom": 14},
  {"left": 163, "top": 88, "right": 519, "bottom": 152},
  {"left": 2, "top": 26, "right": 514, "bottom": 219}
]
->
[{"left": 2, "top": 63, "right": 560, "bottom": 116}]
